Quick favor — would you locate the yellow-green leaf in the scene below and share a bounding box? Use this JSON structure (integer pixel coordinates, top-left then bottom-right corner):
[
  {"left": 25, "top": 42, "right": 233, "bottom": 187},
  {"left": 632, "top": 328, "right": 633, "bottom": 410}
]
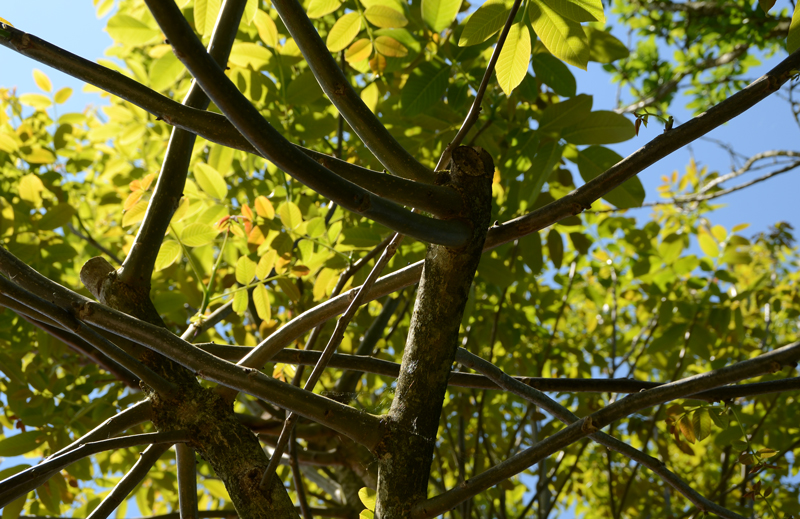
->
[
  {"left": 194, "top": 163, "right": 228, "bottom": 200},
  {"left": 529, "top": 0, "right": 589, "bottom": 70},
  {"left": 53, "top": 87, "right": 73, "bottom": 104},
  {"left": 496, "top": 24, "right": 531, "bottom": 96},
  {"left": 254, "top": 10, "right": 279, "bottom": 48},
  {"left": 327, "top": 12, "right": 362, "bottom": 52},
  {"left": 24, "top": 147, "right": 56, "bottom": 165},
  {"left": 541, "top": 0, "right": 604, "bottom": 23},
  {"left": 698, "top": 229, "right": 720, "bottom": 257},
  {"left": 0, "top": 16, "right": 14, "bottom": 26},
  {"left": 692, "top": 408, "right": 713, "bottom": 442},
  {"left": 364, "top": 5, "right": 408, "bottom": 28},
  {"left": 279, "top": 201, "right": 303, "bottom": 230},
  {"left": 33, "top": 69, "right": 52, "bottom": 93},
  {"left": 122, "top": 199, "right": 149, "bottom": 227},
  {"left": 679, "top": 414, "right": 696, "bottom": 444},
  {"left": 255, "top": 195, "right": 275, "bottom": 219},
  {"left": 149, "top": 52, "right": 185, "bottom": 92},
  {"left": 195, "top": 0, "right": 221, "bottom": 36},
  {"left": 458, "top": 0, "right": 509, "bottom": 47},
  {"left": 313, "top": 267, "right": 337, "bottom": 300},
  {"left": 277, "top": 277, "right": 301, "bottom": 302},
  {"left": 252, "top": 283, "right": 271, "bottom": 320},
  {"left": 107, "top": 14, "right": 161, "bottom": 46},
  {"left": 422, "top": 0, "right": 461, "bottom": 32},
  {"left": 789, "top": 2, "right": 800, "bottom": 53},
  {"left": 229, "top": 42, "right": 273, "bottom": 70},
  {"left": 180, "top": 222, "right": 220, "bottom": 247},
  {"left": 585, "top": 27, "right": 629, "bottom": 63},
  {"left": 0, "top": 133, "right": 20, "bottom": 153},
  {"left": 256, "top": 249, "right": 277, "bottom": 279},
  {"left": 38, "top": 203, "right": 75, "bottom": 231},
  {"left": 232, "top": 286, "right": 249, "bottom": 314},
  {"left": 155, "top": 240, "right": 182, "bottom": 271},
  {"left": 346, "top": 38, "right": 373, "bottom": 63},
  {"left": 307, "top": 0, "right": 341, "bottom": 18},
  {"left": 358, "top": 487, "right": 377, "bottom": 511},
  {"left": 361, "top": 82, "right": 380, "bottom": 112},
  {"left": 244, "top": 0, "right": 259, "bottom": 24},
  {"left": 236, "top": 256, "right": 257, "bottom": 284},
  {"left": 18, "top": 174, "right": 45, "bottom": 207},
  {"left": 0, "top": 431, "right": 43, "bottom": 457},
  {"left": 19, "top": 93, "right": 52, "bottom": 111},
  {"left": 374, "top": 35, "right": 408, "bottom": 57}
]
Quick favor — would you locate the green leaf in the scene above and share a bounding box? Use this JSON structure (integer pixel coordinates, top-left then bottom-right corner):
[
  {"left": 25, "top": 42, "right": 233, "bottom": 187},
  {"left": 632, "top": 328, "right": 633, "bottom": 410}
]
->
[
  {"left": 692, "top": 408, "right": 713, "bottom": 442},
  {"left": 547, "top": 229, "right": 563, "bottom": 269},
  {"left": 0, "top": 431, "right": 44, "bottom": 457},
  {"left": 229, "top": 42, "right": 273, "bottom": 70},
  {"left": 458, "top": 0, "right": 509, "bottom": 47},
  {"left": 789, "top": 2, "right": 800, "bottom": 53},
  {"left": 422, "top": 0, "right": 461, "bottom": 33},
  {"left": 155, "top": 241, "right": 181, "bottom": 271},
  {"left": 307, "top": 0, "right": 341, "bottom": 18},
  {"left": 53, "top": 87, "right": 73, "bottom": 104},
  {"left": 698, "top": 230, "right": 720, "bottom": 257},
  {"left": 527, "top": 139, "right": 563, "bottom": 207},
  {"left": 364, "top": 5, "right": 408, "bottom": 28},
  {"left": 286, "top": 71, "right": 324, "bottom": 105},
  {"left": 374, "top": 35, "right": 408, "bottom": 57},
  {"left": 106, "top": 14, "right": 160, "bottom": 46},
  {"left": 19, "top": 174, "right": 45, "bottom": 206},
  {"left": 256, "top": 249, "right": 277, "bottom": 278},
  {"left": 529, "top": 0, "right": 589, "bottom": 69},
  {"left": 561, "top": 111, "right": 635, "bottom": 144},
  {"left": 122, "top": 199, "right": 148, "bottom": 227},
  {"left": 576, "top": 146, "right": 644, "bottom": 208},
  {"left": 358, "top": 487, "right": 377, "bottom": 511},
  {"left": 496, "top": 23, "right": 531, "bottom": 96},
  {"left": 585, "top": 27, "right": 629, "bottom": 63},
  {"left": 232, "top": 287, "right": 249, "bottom": 315},
  {"left": 149, "top": 52, "right": 185, "bottom": 92},
  {"left": 541, "top": 0, "right": 604, "bottom": 23},
  {"left": 38, "top": 203, "right": 75, "bottom": 231},
  {"left": 531, "top": 52, "right": 576, "bottom": 97},
  {"left": 252, "top": 283, "right": 271, "bottom": 321},
  {"left": 277, "top": 277, "right": 301, "bottom": 302},
  {"left": 254, "top": 10, "right": 279, "bottom": 47},
  {"left": 195, "top": 0, "right": 221, "bottom": 36},
  {"left": 236, "top": 256, "right": 257, "bottom": 285},
  {"left": 538, "top": 94, "right": 592, "bottom": 131},
  {"left": 244, "top": 0, "right": 259, "bottom": 24},
  {"left": 180, "top": 222, "right": 220, "bottom": 247},
  {"left": 401, "top": 62, "right": 451, "bottom": 116},
  {"left": 327, "top": 12, "right": 362, "bottom": 52},
  {"left": 279, "top": 202, "right": 304, "bottom": 230},
  {"left": 194, "top": 163, "right": 228, "bottom": 200}
]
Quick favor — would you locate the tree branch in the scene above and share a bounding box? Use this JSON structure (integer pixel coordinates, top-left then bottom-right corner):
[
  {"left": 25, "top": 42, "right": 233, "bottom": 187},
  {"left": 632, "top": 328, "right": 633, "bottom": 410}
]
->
[
  {"left": 176, "top": 443, "right": 200, "bottom": 519},
  {"left": 144, "top": 0, "right": 471, "bottom": 247},
  {"left": 413, "top": 340, "right": 800, "bottom": 517},
  {"left": 118, "top": 0, "right": 247, "bottom": 286},
  {"left": 0, "top": 24, "right": 464, "bottom": 221},
  {"left": 269, "top": 0, "right": 433, "bottom": 182}
]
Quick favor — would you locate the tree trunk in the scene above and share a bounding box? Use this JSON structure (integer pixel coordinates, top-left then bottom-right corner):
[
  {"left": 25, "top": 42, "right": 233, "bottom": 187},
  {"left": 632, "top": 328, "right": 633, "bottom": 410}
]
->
[{"left": 375, "top": 146, "right": 494, "bottom": 517}]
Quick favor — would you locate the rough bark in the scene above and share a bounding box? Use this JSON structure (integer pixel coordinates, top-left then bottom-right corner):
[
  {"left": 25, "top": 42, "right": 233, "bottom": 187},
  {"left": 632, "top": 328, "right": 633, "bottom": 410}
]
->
[
  {"left": 374, "top": 146, "right": 494, "bottom": 518},
  {"left": 79, "top": 257, "right": 299, "bottom": 518}
]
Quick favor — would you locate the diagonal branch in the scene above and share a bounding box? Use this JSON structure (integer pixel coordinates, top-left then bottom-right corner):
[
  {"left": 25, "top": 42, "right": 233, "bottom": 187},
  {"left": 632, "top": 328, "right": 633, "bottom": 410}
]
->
[
  {"left": 118, "top": 0, "right": 247, "bottom": 286},
  {"left": 455, "top": 349, "right": 749, "bottom": 519},
  {"left": 146, "top": 0, "right": 472, "bottom": 247},
  {"left": 0, "top": 25, "right": 463, "bottom": 220},
  {"left": 413, "top": 339, "right": 800, "bottom": 517},
  {"left": 269, "top": 0, "right": 433, "bottom": 182},
  {"left": 0, "top": 430, "right": 188, "bottom": 508}
]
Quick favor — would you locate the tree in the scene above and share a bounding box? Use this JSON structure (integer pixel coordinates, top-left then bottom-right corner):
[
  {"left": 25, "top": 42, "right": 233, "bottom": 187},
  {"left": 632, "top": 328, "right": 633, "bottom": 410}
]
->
[{"left": 0, "top": 0, "right": 799, "bottom": 517}]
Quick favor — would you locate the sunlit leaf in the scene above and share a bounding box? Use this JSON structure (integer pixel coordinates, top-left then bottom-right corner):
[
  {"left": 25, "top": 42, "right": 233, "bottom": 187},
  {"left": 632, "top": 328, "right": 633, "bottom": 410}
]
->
[
  {"left": 195, "top": 0, "right": 221, "bottom": 36},
  {"left": 33, "top": 69, "right": 52, "bottom": 93},
  {"left": 279, "top": 201, "right": 304, "bottom": 230},
  {"left": 374, "top": 35, "right": 408, "bottom": 57},
  {"left": 180, "top": 222, "right": 220, "bottom": 247},
  {"left": 496, "top": 24, "right": 531, "bottom": 95},
  {"left": 18, "top": 174, "right": 45, "bottom": 207},
  {"left": 422, "top": 0, "right": 461, "bottom": 32},
  {"left": 692, "top": 408, "right": 713, "bottom": 442},
  {"left": 252, "top": 283, "right": 271, "bottom": 320},
  {"left": 194, "top": 163, "right": 228, "bottom": 200},
  {"left": 38, "top": 203, "right": 75, "bottom": 231},
  {"left": 122, "top": 199, "right": 149, "bottom": 227},
  {"left": 232, "top": 287, "right": 249, "bottom": 315},
  {"left": 529, "top": 0, "right": 589, "bottom": 69},
  {"left": 255, "top": 196, "right": 275, "bottom": 219},
  {"left": 307, "top": 0, "right": 341, "bottom": 18},
  {"left": 364, "top": 5, "right": 408, "bottom": 28},
  {"left": 327, "top": 12, "right": 362, "bottom": 52},
  {"left": 236, "top": 256, "right": 257, "bottom": 285},
  {"left": 789, "top": 2, "right": 800, "bottom": 53},
  {"left": 254, "top": 9, "right": 279, "bottom": 47},
  {"left": 155, "top": 241, "right": 182, "bottom": 271},
  {"left": 107, "top": 14, "right": 160, "bottom": 45},
  {"left": 458, "top": 0, "right": 509, "bottom": 47},
  {"left": 53, "top": 87, "right": 73, "bottom": 104}
]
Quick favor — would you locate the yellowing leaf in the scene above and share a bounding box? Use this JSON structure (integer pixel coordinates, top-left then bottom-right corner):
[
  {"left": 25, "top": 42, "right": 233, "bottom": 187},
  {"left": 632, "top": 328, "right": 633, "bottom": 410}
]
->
[
  {"left": 307, "top": 0, "right": 341, "bottom": 18},
  {"left": 279, "top": 201, "right": 303, "bottom": 230},
  {"left": 732, "top": 223, "right": 750, "bottom": 233},
  {"left": 232, "top": 286, "right": 249, "bottom": 315},
  {"left": 33, "top": 69, "right": 52, "bottom": 93},
  {"left": 254, "top": 195, "right": 275, "bottom": 219},
  {"left": 180, "top": 222, "right": 220, "bottom": 247},
  {"left": 236, "top": 256, "right": 257, "bottom": 284},
  {"left": 252, "top": 283, "right": 271, "bottom": 321},
  {"left": 19, "top": 93, "right": 52, "bottom": 111},
  {"left": 346, "top": 38, "right": 373, "bottom": 64},
  {"left": 327, "top": 12, "right": 362, "bottom": 52},
  {"left": 0, "top": 16, "right": 14, "bottom": 26},
  {"left": 422, "top": 0, "right": 461, "bottom": 32},
  {"left": 54, "top": 87, "right": 73, "bottom": 104},
  {"left": 0, "top": 133, "right": 20, "bottom": 153},
  {"left": 364, "top": 5, "right": 408, "bottom": 28},
  {"left": 254, "top": 10, "right": 279, "bottom": 48},
  {"left": 155, "top": 241, "right": 182, "bottom": 271},
  {"left": 496, "top": 23, "right": 531, "bottom": 96},
  {"left": 529, "top": 0, "right": 589, "bottom": 70},
  {"left": 18, "top": 174, "right": 45, "bottom": 207},
  {"left": 194, "top": 163, "right": 228, "bottom": 200},
  {"left": 678, "top": 414, "right": 696, "bottom": 444},
  {"left": 23, "top": 147, "right": 56, "bottom": 165},
  {"left": 458, "top": 0, "right": 509, "bottom": 47},
  {"left": 374, "top": 35, "right": 408, "bottom": 57},
  {"left": 122, "top": 199, "right": 149, "bottom": 227}
]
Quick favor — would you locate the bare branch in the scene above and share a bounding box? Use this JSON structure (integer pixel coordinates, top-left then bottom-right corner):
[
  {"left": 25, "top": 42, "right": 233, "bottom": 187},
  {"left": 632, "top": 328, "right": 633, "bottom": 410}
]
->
[{"left": 176, "top": 443, "right": 200, "bottom": 519}]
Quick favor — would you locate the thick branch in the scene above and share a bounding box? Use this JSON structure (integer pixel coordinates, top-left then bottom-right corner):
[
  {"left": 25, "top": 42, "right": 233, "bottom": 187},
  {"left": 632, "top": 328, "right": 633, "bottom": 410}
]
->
[
  {"left": 269, "top": 0, "right": 432, "bottom": 182},
  {"left": 0, "top": 25, "right": 463, "bottom": 220},
  {"left": 118, "top": 0, "right": 246, "bottom": 286},
  {"left": 145, "top": 1, "right": 471, "bottom": 247}
]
